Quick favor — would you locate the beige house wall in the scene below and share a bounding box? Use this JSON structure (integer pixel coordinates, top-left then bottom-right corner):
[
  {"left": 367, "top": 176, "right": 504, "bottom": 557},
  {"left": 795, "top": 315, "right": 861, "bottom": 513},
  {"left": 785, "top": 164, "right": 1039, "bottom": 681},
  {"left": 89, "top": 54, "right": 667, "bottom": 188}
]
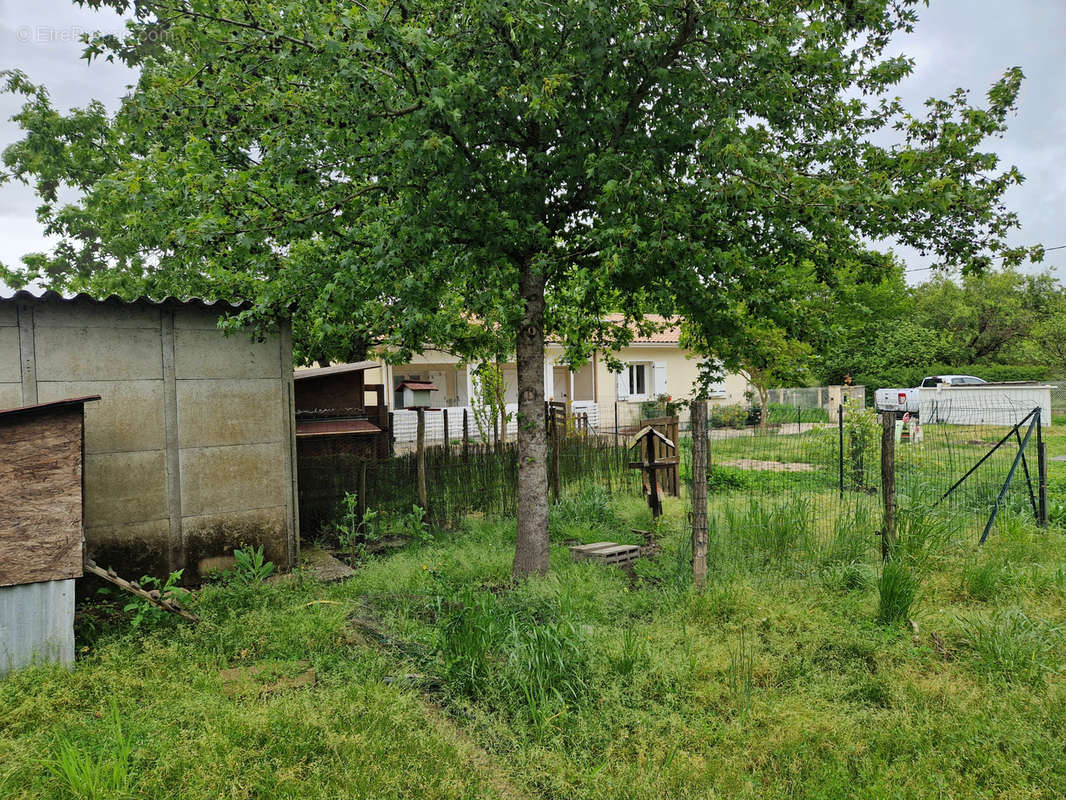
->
[
  {"left": 366, "top": 342, "right": 751, "bottom": 411},
  {"left": 0, "top": 296, "right": 298, "bottom": 580}
]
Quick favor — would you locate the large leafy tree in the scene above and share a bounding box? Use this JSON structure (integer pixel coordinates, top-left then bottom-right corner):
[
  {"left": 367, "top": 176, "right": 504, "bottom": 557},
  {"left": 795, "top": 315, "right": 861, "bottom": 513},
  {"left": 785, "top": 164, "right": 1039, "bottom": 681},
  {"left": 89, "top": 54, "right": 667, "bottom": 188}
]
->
[{"left": 1, "top": 0, "right": 1038, "bottom": 575}]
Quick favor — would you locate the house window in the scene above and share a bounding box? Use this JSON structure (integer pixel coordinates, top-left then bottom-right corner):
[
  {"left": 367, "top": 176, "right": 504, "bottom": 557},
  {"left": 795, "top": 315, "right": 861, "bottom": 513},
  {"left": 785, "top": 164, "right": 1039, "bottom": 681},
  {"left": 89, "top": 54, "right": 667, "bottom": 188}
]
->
[{"left": 628, "top": 363, "right": 648, "bottom": 398}]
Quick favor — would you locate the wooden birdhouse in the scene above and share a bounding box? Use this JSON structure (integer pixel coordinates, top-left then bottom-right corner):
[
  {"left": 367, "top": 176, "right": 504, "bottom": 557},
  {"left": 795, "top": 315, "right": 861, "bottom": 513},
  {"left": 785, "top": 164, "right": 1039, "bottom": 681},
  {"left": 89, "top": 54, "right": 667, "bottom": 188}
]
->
[{"left": 395, "top": 380, "right": 437, "bottom": 409}]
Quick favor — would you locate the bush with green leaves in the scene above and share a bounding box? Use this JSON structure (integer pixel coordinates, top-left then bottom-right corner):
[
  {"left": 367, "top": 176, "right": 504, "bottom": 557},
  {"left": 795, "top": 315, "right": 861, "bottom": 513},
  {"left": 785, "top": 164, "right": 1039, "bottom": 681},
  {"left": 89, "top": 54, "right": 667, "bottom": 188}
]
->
[{"left": 709, "top": 404, "right": 749, "bottom": 429}]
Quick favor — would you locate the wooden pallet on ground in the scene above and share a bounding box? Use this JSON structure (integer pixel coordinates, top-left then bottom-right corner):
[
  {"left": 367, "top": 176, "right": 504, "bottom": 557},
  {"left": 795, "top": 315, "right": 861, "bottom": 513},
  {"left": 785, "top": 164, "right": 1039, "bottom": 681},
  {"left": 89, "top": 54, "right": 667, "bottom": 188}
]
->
[{"left": 569, "top": 541, "right": 642, "bottom": 567}]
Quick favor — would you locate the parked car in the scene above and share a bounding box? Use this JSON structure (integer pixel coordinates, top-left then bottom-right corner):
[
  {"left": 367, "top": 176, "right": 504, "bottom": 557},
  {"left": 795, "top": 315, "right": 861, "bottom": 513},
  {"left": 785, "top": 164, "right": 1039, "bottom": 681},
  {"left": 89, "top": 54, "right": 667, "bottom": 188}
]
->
[{"left": 874, "top": 375, "right": 987, "bottom": 415}]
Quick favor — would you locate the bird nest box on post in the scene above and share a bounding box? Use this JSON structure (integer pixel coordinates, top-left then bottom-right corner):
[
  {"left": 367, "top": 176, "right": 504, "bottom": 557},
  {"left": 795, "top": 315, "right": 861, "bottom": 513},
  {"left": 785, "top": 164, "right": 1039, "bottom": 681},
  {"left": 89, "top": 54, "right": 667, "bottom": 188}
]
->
[
  {"left": 395, "top": 380, "right": 437, "bottom": 409},
  {"left": 627, "top": 425, "right": 679, "bottom": 519}
]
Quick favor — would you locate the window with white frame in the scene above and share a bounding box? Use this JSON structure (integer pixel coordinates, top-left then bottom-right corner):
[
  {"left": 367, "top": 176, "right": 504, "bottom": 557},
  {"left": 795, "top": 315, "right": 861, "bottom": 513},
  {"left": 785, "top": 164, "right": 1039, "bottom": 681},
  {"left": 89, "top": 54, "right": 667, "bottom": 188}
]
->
[{"left": 628, "top": 363, "right": 648, "bottom": 398}]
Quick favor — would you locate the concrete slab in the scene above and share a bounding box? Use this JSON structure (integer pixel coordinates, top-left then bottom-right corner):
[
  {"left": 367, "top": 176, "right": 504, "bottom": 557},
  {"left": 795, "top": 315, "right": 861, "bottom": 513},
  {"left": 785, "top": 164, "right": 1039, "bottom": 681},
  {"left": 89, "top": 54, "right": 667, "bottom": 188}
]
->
[
  {"left": 179, "top": 442, "right": 287, "bottom": 517},
  {"left": 84, "top": 451, "right": 169, "bottom": 527},
  {"left": 37, "top": 380, "right": 165, "bottom": 454},
  {"left": 34, "top": 326, "right": 163, "bottom": 381},
  {"left": 174, "top": 329, "right": 281, "bottom": 379},
  {"left": 177, "top": 378, "right": 283, "bottom": 448},
  {"left": 0, "top": 328, "right": 21, "bottom": 382}
]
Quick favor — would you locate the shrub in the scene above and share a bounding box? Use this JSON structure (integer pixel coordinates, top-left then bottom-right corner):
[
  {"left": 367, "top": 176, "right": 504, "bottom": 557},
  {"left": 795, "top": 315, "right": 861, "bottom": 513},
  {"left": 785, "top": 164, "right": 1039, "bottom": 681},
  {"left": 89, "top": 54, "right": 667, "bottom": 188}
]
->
[{"left": 709, "top": 404, "right": 748, "bottom": 429}]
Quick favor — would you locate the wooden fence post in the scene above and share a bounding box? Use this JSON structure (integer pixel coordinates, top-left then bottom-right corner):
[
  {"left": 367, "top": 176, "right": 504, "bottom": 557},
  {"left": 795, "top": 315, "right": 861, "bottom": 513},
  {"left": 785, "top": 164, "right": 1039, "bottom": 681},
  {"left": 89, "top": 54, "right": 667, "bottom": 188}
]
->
[
  {"left": 442, "top": 408, "right": 450, "bottom": 456},
  {"left": 551, "top": 407, "right": 562, "bottom": 503},
  {"left": 881, "top": 411, "right": 896, "bottom": 561},
  {"left": 358, "top": 460, "right": 368, "bottom": 527},
  {"left": 462, "top": 407, "right": 470, "bottom": 456},
  {"left": 691, "top": 400, "right": 708, "bottom": 591},
  {"left": 387, "top": 411, "right": 395, "bottom": 457},
  {"left": 416, "top": 407, "right": 428, "bottom": 512}
]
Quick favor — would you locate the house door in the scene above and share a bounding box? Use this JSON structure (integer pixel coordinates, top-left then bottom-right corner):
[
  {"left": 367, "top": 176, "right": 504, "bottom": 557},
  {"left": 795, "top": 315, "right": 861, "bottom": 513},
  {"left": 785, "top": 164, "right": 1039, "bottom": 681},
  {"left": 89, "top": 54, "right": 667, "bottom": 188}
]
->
[{"left": 552, "top": 367, "right": 570, "bottom": 404}]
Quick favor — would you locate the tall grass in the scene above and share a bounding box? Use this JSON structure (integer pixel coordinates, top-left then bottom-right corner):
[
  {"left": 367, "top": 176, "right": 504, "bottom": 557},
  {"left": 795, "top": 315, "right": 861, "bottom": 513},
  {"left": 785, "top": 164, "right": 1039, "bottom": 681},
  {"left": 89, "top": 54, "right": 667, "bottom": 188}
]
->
[
  {"left": 48, "top": 706, "right": 133, "bottom": 800},
  {"left": 877, "top": 560, "right": 919, "bottom": 626},
  {"left": 959, "top": 609, "right": 1061, "bottom": 687}
]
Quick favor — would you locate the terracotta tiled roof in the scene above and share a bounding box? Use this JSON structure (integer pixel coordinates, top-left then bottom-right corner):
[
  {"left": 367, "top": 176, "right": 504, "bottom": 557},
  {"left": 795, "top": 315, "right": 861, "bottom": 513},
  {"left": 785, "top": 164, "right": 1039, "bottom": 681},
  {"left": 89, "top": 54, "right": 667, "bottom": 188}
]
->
[
  {"left": 602, "top": 314, "right": 681, "bottom": 343},
  {"left": 397, "top": 380, "right": 437, "bottom": 391}
]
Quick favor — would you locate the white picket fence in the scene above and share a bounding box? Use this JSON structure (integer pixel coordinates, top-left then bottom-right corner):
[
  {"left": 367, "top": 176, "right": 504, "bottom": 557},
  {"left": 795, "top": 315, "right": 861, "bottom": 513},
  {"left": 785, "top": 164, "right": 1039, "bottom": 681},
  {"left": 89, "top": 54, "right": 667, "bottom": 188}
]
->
[{"left": 392, "top": 401, "right": 601, "bottom": 443}]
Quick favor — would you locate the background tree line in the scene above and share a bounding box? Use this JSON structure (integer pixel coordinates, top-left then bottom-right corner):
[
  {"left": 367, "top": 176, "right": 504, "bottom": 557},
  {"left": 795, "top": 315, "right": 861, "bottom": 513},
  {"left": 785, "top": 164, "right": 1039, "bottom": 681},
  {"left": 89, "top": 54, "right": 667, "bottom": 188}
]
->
[{"left": 813, "top": 263, "right": 1066, "bottom": 395}]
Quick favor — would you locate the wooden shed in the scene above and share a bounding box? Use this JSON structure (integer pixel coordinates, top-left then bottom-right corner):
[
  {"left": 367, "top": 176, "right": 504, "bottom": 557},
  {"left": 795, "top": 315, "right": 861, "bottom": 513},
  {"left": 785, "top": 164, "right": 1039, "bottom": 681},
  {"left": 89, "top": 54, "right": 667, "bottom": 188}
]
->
[{"left": 0, "top": 396, "right": 98, "bottom": 675}]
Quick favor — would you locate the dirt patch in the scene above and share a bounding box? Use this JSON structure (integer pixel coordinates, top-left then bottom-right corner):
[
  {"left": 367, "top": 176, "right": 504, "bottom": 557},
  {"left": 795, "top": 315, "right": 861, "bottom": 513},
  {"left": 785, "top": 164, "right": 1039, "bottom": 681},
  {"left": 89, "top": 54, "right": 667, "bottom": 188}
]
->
[{"left": 718, "top": 459, "right": 816, "bottom": 472}]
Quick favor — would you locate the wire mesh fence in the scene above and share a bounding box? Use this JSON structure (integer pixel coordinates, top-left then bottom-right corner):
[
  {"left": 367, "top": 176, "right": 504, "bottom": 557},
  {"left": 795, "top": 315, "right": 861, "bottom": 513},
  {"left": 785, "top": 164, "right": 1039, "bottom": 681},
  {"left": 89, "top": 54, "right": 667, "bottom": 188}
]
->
[
  {"left": 681, "top": 395, "right": 1051, "bottom": 575},
  {"left": 298, "top": 432, "right": 641, "bottom": 541}
]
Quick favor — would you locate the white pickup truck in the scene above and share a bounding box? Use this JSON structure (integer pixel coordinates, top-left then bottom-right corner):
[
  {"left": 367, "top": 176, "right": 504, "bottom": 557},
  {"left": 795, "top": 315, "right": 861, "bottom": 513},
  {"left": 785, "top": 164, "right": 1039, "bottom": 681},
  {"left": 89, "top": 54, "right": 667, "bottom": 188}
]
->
[{"left": 874, "top": 375, "right": 987, "bottom": 415}]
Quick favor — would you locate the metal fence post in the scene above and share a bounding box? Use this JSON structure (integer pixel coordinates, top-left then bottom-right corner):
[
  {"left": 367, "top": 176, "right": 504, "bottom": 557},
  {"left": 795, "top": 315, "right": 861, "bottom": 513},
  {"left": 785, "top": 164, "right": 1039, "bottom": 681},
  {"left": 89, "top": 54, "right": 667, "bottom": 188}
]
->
[
  {"left": 838, "top": 403, "right": 844, "bottom": 497},
  {"left": 1038, "top": 409, "right": 1049, "bottom": 527}
]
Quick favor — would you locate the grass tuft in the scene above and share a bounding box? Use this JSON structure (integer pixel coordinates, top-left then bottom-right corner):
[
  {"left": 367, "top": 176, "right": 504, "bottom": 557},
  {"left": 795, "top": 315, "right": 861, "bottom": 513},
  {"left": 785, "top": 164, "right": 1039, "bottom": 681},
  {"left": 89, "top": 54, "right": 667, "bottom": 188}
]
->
[{"left": 959, "top": 609, "right": 1061, "bottom": 687}]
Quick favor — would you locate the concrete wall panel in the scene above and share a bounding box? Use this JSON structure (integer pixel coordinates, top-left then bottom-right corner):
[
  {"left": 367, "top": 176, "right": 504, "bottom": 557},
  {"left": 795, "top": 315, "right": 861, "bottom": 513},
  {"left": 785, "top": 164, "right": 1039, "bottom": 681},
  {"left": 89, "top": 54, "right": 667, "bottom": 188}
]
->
[
  {"left": 173, "top": 307, "right": 237, "bottom": 330},
  {"left": 0, "top": 383, "right": 21, "bottom": 409},
  {"left": 37, "top": 380, "right": 165, "bottom": 453},
  {"left": 0, "top": 305, "right": 16, "bottom": 326},
  {"left": 179, "top": 442, "right": 287, "bottom": 517},
  {"left": 0, "top": 327, "right": 21, "bottom": 383},
  {"left": 183, "top": 506, "right": 291, "bottom": 576},
  {"left": 33, "top": 302, "right": 160, "bottom": 329},
  {"left": 84, "top": 451, "right": 168, "bottom": 527},
  {"left": 85, "top": 519, "right": 171, "bottom": 577},
  {"left": 34, "top": 327, "right": 163, "bottom": 381},
  {"left": 175, "top": 330, "right": 281, "bottom": 379},
  {"left": 176, "top": 379, "right": 281, "bottom": 448}
]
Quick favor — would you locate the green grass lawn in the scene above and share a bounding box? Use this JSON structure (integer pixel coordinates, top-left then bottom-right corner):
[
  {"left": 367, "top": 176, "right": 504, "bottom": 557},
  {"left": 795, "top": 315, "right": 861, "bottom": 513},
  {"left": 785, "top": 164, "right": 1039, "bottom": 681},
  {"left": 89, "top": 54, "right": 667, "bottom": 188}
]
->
[{"left": 4, "top": 476, "right": 1066, "bottom": 799}]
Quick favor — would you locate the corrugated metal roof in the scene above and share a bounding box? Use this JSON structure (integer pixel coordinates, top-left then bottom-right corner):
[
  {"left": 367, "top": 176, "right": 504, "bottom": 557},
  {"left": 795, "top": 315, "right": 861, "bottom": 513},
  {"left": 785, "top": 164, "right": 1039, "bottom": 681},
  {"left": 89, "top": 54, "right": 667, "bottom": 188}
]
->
[
  {"left": 0, "top": 395, "right": 100, "bottom": 420},
  {"left": 0, "top": 288, "right": 252, "bottom": 311},
  {"left": 294, "top": 361, "right": 377, "bottom": 380}
]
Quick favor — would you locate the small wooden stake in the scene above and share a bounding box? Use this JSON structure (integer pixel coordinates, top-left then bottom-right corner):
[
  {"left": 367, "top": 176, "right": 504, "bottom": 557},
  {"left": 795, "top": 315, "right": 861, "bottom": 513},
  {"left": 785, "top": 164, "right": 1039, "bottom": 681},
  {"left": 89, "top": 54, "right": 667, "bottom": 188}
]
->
[
  {"left": 690, "top": 400, "right": 708, "bottom": 590},
  {"left": 442, "top": 408, "right": 450, "bottom": 456},
  {"left": 416, "top": 407, "right": 428, "bottom": 512},
  {"left": 881, "top": 411, "right": 896, "bottom": 561},
  {"left": 462, "top": 407, "right": 470, "bottom": 455}
]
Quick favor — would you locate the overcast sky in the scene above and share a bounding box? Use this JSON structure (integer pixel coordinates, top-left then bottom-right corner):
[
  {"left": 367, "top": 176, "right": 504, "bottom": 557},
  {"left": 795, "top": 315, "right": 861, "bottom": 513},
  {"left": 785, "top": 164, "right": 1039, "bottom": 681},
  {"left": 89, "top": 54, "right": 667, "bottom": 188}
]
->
[{"left": 0, "top": 0, "right": 1064, "bottom": 284}]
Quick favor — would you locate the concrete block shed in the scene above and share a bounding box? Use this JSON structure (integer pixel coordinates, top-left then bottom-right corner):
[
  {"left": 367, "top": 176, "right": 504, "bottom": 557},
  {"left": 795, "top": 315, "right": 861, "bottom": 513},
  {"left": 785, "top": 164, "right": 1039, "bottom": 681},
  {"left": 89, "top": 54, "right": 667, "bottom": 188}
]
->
[{"left": 0, "top": 291, "right": 299, "bottom": 581}]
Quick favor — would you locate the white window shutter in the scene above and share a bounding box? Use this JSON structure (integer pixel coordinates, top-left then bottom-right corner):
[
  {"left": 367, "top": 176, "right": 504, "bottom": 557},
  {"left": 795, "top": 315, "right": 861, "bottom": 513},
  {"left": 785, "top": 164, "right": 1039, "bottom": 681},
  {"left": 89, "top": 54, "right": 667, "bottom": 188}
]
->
[
  {"left": 616, "top": 368, "right": 629, "bottom": 401},
  {"left": 652, "top": 361, "right": 667, "bottom": 396}
]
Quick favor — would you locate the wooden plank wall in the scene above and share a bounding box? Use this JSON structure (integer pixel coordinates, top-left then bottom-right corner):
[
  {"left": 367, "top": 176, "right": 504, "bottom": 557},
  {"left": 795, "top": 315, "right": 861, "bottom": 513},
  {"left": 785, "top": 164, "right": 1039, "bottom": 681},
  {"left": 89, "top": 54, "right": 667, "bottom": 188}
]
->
[{"left": 0, "top": 407, "right": 84, "bottom": 587}]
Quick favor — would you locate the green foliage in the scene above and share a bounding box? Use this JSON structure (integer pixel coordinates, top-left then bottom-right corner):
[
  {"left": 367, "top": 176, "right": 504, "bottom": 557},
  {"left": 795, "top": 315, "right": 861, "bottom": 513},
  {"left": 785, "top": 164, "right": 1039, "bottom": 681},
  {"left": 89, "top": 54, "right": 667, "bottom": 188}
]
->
[
  {"left": 959, "top": 609, "right": 1061, "bottom": 687},
  {"left": 470, "top": 362, "right": 511, "bottom": 445},
  {"left": 727, "top": 628, "right": 755, "bottom": 714},
  {"left": 877, "top": 560, "right": 919, "bottom": 626},
  {"left": 762, "top": 404, "right": 830, "bottom": 425},
  {"left": 548, "top": 483, "right": 618, "bottom": 541},
  {"left": 231, "top": 546, "right": 276, "bottom": 585},
  {"left": 709, "top": 404, "right": 749, "bottom": 429},
  {"left": 48, "top": 708, "right": 133, "bottom": 800},
  {"left": 123, "top": 570, "right": 189, "bottom": 630},
  {"left": 435, "top": 586, "right": 589, "bottom": 732},
  {"left": 962, "top": 558, "right": 1013, "bottom": 603}
]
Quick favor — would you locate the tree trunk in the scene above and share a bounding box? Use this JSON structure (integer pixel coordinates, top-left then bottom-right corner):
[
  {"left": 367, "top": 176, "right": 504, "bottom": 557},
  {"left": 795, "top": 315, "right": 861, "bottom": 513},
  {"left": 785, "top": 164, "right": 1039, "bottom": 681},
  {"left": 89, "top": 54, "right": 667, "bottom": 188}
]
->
[
  {"left": 759, "top": 386, "right": 769, "bottom": 429},
  {"left": 513, "top": 258, "right": 550, "bottom": 576}
]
